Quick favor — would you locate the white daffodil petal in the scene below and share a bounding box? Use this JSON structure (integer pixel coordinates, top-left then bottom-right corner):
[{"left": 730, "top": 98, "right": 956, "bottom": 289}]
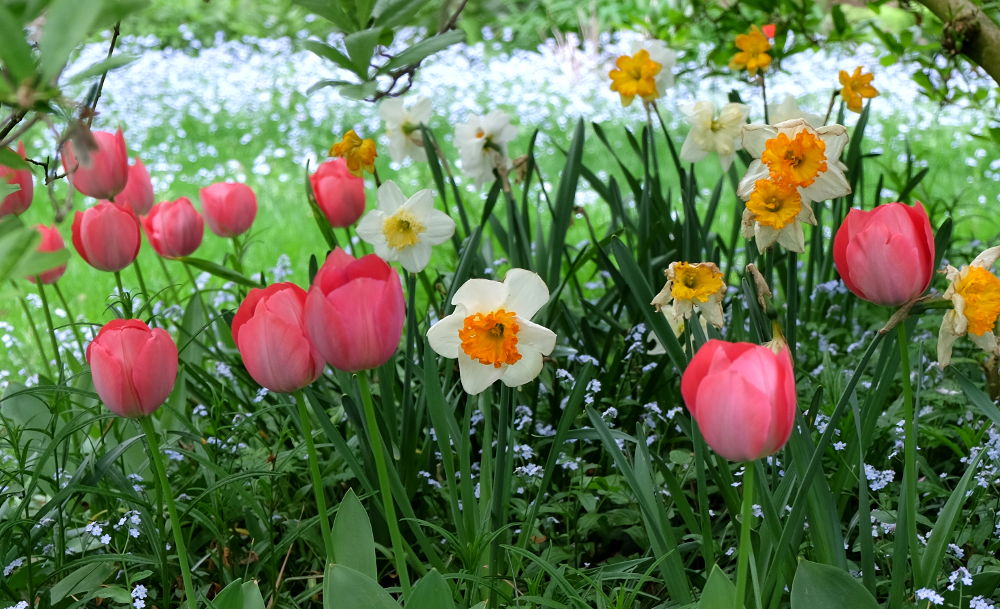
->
[
  {"left": 356, "top": 211, "right": 384, "bottom": 245},
  {"left": 421, "top": 211, "right": 456, "bottom": 245},
  {"left": 516, "top": 318, "right": 558, "bottom": 356},
  {"left": 802, "top": 168, "right": 851, "bottom": 202},
  {"left": 377, "top": 181, "right": 407, "bottom": 212},
  {"left": 406, "top": 189, "right": 436, "bottom": 214},
  {"left": 411, "top": 96, "right": 432, "bottom": 123},
  {"left": 718, "top": 153, "right": 734, "bottom": 171},
  {"left": 398, "top": 243, "right": 431, "bottom": 273},
  {"left": 458, "top": 352, "right": 505, "bottom": 395},
  {"left": 971, "top": 245, "right": 1000, "bottom": 269},
  {"left": 378, "top": 97, "right": 404, "bottom": 122},
  {"left": 776, "top": 222, "right": 805, "bottom": 253},
  {"left": 970, "top": 330, "right": 998, "bottom": 354},
  {"left": 697, "top": 298, "right": 725, "bottom": 329},
  {"left": 502, "top": 269, "right": 550, "bottom": 319},
  {"left": 755, "top": 223, "right": 780, "bottom": 250},
  {"left": 937, "top": 312, "right": 960, "bottom": 367},
  {"left": 426, "top": 312, "right": 465, "bottom": 359},
  {"left": 451, "top": 278, "right": 507, "bottom": 312},
  {"left": 817, "top": 125, "right": 849, "bottom": 160},
  {"left": 737, "top": 161, "right": 770, "bottom": 200},
  {"left": 740, "top": 124, "right": 778, "bottom": 157},
  {"left": 500, "top": 349, "right": 546, "bottom": 388}
]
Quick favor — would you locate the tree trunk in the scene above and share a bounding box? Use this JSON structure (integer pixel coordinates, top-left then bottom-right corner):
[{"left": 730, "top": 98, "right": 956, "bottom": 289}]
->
[{"left": 915, "top": 0, "right": 1000, "bottom": 86}]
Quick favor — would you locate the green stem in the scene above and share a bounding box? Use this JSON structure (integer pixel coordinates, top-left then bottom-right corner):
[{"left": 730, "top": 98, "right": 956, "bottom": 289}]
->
[
  {"left": 14, "top": 282, "right": 54, "bottom": 378},
  {"left": 182, "top": 262, "right": 208, "bottom": 312},
  {"left": 760, "top": 73, "right": 769, "bottom": 124},
  {"left": 897, "top": 322, "right": 922, "bottom": 583},
  {"left": 133, "top": 258, "right": 150, "bottom": 310},
  {"left": 735, "top": 463, "right": 755, "bottom": 609},
  {"left": 156, "top": 255, "right": 181, "bottom": 305},
  {"left": 357, "top": 371, "right": 411, "bottom": 595},
  {"left": 53, "top": 282, "right": 87, "bottom": 356},
  {"left": 113, "top": 270, "right": 131, "bottom": 318},
  {"left": 139, "top": 416, "right": 198, "bottom": 609},
  {"left": 293, "top": 390, "right": 335, "bottom": 564},
  {"left": 35, "top": 279, "right": 64, "bottom": 381}
]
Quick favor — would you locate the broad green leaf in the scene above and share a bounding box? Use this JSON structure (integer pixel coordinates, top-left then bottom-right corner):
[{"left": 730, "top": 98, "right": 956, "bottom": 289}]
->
[
  {"left": 372, "top": 0, "right": 427, "bottom": 28},
  {"left": 292, "top": 0, "right": 357, "bottom": 31},
  {"left": 67, "top": 54, "right": 137, "bottom": 84},
  {"left": 306, "top": 79, "right": 360, "bottom": 95},
  {"left": 240, "top": 579, "right": 266, "bottom": 609},
  {"left": 790, "top": 559, "right": 878, "bottom": 609},
  {"left": 698, "top": 565, "right": 739, "bottom": 609},
  {"left": 50, "top": 562, "right": 115, "bottom": 603},
  {"left": 951, "top": 368, "right": 1000, "bottom": 428},
  {"left": 406, "top": 569, "right": 454, "bottom": 609},
  {"left": 38, "top": 0, "right": 103, "bottom": 82},
  {"left": 338, "top": 81, "right": 378, "bottom": 100},
  {"left": 303, "top": 40, "right": 362, "bottom": 77},
  {"left": 0, "top": 6, "right": 36, "bottom": 84},
  {"left": 332, "top": 489, "right": 377, "bottom": 580},
  {"left": 178, "top": 289, "right": 209, "bottom": 364},
  {"left": 0, "top": 147, "right": 29, "bottom": 169},
  {"left": 178, "top": 256, "right": 262, "bottom": 288},
  {"left": 211, "top": 578, "right": 247, "bottom": 609},
  {"left": 383, "top": 30, "right": 465, "bottom": 72},
  {"left": 323, "top": 564, "right": 402, "bottom": 609},
  {"left": 344, "top": 28, "right": 383, "bottom": 76}
]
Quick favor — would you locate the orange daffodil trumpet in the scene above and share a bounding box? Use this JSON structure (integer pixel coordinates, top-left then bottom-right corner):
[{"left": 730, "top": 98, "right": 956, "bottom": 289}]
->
[
  {"left": 427, "top": 269, "right": 557, "bottom": 395},
  {"left": 839, "top": 66, "right": 878, "bottom": 113},
  {"left": 330, "top": 129, "right": 377, "bottom": 176},
  {"left": 679, "top": 101, "right": 749, "bottom": 171},
  {"left": 608, "top": 39, "right": 676, "bottom": 108},
  {"left": 737, "top": 119, "right": 850, "bottom": 252},
  {"left": 651, "top": 261, "right": 726, "bottom": 334},
  {"left": 729, "top": 25, "right": 772, "bottom": 77},
  {"left": 356, "top": 180, "right": 456, "bottom": 273},
  {"left": 938, "top": 246, "right": 1000, "bottom": 367}
]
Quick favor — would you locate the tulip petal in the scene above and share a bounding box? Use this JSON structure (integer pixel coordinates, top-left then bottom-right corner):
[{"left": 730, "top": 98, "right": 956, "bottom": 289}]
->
[
  {"left": 132, "top": 329, "right": 178, "bottom": 414},
  {"left": 694, "top": 370, "right": 772, "bottom": 461},
  {"left": 89, "top": 340, "right": 142, "bottom": 417}
]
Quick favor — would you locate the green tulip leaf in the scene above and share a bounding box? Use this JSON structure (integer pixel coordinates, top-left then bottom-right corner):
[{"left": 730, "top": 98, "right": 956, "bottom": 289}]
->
[
  {"left": 790, "top": 559, "right": 878, "bottom": 609},
  {"left": 323, "top": 563, "right": 401, "bottom": 609},
  {"left": 406, "top": 569, "right": 454, "bottom": 609},
  {"left": 698, "top": 565, "right": 739, "bottom": 609},
  {"left": 332, "top": 488, "right": 377, "bottom": 580}
]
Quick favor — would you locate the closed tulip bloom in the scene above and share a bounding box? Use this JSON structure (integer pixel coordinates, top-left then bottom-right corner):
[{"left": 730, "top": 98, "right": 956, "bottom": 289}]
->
[
  {"left": 305, "top": 249, "right": 405, "bottom": 372},
  {"left": 200, "top": 182, "right": 257, "bottom": 237},
  {"left": 72, "top": 201, "right": 141, "bottom": 272},
  {"left": 117, "top": 157, "right": 155, "bottom": 215},
  {"left": 833, "top": 201, "right": 935, "bottom": 306},
  {"left": 28, "top": 225, "right": 67, "bottom": 284},
  {"left": 232, "top": 283, "right": 325, "bottom": 392},
  {"left": 61, "top": 128, "right": 129, "bottom": 200},
  {"left": 310, "top": 159, "right": 365, "bottom": 227},
  {"left": 86, "top": 319, "right": 178, "bottom": 417},
  {"left": 0, "top": 141, "right": 34, "bottom": 216},
  {"left": 681, "top": 339, "right": 797, "bottom": 462},
  {"left": 142, "top": 197, "right": 204, "bottom": 258}
]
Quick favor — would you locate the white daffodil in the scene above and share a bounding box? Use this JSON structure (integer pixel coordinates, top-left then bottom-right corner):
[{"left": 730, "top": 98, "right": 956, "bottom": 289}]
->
[
  {"left": 454, "top": 110, "right": 517, "bottom": 187},
  {"left": 378, "top": 96, "right": 432, "bottom": 162},
  {"left": 650, "top": 261, "right": 726, "bottom": 331},
  {"left": 736, "top": 119, "right": 850, "bottom": 252},
  {"left": 356, "top": 180, "right": 456, "bottom": 273},
  {"left": 938, "top": 246, "right": 1000, "bottom": 367},
  {"left": 767, "top": 95, "right": 822, "bottom": 127},
  {"left": 679, "top": 101, "right": 749, "bottom": 171},
  {"left": 631, "top": 38, "right": 676, "bottom": 95},
  {"left": 426, "top": 269, "right": 557, "bottom": 395}
]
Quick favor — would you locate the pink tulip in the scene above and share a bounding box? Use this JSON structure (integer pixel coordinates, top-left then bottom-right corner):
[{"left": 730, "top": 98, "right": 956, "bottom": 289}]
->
[
  {"left": 142, "top": 197, "right": 204, "bottom": 258},
  {"left": 681, "top": 339, "right": 797, "bottom": 462},
  {"left": 833, "top": 201, "right": 935, "bottom": 307},
  {"left": 200, "top": 182, "right": 257, "bottom": 237},
  {"left": 117, "top": 157, "right": 154, "bottom": 215},
  {"left": 71, "top": 201, "right": 141, "bottom": 272},
  {"left": 86, "top": 319, "right": 178, "bottom": 417},
  {"left": 61, "top": 128, "right": 129, "bottom": 200},
  {"left": 0, "top": 141, "right": 33, "bottom": 217},
  {"left": 305, "top": 248, "right": 405, "bottom": 372},
  {"left": 232, "top": 283, "right": 325, "bottom": 392},
  {"left": 310, "top": 158, "right": 366, "bottom": 227},
  {"left": 28, "top": 225, "right": 68, "bottom": 284},
  {"left": 761, "top": 23, "right": 776, "bottom": 39}
]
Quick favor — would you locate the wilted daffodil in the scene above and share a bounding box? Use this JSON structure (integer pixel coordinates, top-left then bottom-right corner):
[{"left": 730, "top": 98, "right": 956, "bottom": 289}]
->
[
  {"left": 608, "top": 49, "right": 662, "bottom": 107},
  {"left": 330, "top": 129, "right": 377, "bottom": 176},
  {"left": 651, "top": 261, "right": 726, "bottom": 333},
  {"left": 729, "top": 25, "right": 771, "bottom": 76},
  {"left": 379, "top": 96, "right": 432, "bottom": 163},
  {"left": 679, "top": 101, "right": 749, "bottom": 171},
  {"left": 737, "top": 119, "right": 850, "bottom": 252},
  {"left": 356, "top": 180, "right": 455, "bottom": 273},
  {"left": 938, "top": 246, "right": 1000, "bottom": 367},
  {"left": 427, "top": 269, "right": 556, "bottom": 395},
  {"left": 839, "top": 66, "right": 878, "bottom": 113}
]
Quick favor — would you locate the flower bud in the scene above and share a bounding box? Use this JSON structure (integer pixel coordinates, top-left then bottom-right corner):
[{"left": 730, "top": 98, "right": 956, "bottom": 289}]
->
[
  {"left": 200, "top": 182, "right": 257, "bottom": 237},
  {"left": 142, "top": 197, "right": 204, "bottom": 258},
  {"left": 310, "top": 158, "right": 365, "bottom": 228},
  {"left": 86, "top": 319, "right": 178, "bottom": 417},
  {"left": 71, "top": 201, "right": 141, "bottom": 272},
  {"left": 61, "top": 128, "right": 129, "bottom": 200}
]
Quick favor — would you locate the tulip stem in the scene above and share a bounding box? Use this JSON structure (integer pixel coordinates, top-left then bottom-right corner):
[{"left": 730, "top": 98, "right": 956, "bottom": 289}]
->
[
  {"left": 35, "top": 279, "right": 64, "bottom": 382},
  {"left": 734, "top": 462, "right": 755, "bottom": 609},
  {"left": 53, "top": 282, "right": 87, "bottom": 357},
  {"left": 113, "top": 270, "right": 132, "bottom": 318},
  {"left": 896, "top": 322, "right": 922, "bottom": 587},
  {"left": 133, "top": 258, "right": 150, "bottom": 309},
  {"left": 139, "top": 416, "right": 198, "bottom": 609},
  {"left": 357, "top": 371, "right": 411, "bottom": 596},
  {"left": 292, "top": 390, "right": 335, "bottom": 564},
  {"left": 15, "top": 284, "right": 54, "bottom": 378}
]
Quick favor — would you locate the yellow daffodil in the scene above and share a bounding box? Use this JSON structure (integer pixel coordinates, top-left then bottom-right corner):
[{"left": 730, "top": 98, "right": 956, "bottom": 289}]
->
[
  {"left": 839, "top": 66, "right": 878, "bottom": 113},
  {"left": 938, "top": 246, "right": 1000, "bottom": 367},
  {"left": 608, "top": 49, "right": 662, "bottom": 107},
  {"left": 329, "top": 129, "right": 377, "bottom": 176},
  {"left": 741, "top": 177, "right": 815, "bottom": 252},
  {"left": 651, "top": 261, "right": 726, "bottom": 333},
  {"left": 729, "top": 25, "right": 772, "bottom": 76},
  {"left": 427, "top": 269, "right": 557, "bottom": 394}
]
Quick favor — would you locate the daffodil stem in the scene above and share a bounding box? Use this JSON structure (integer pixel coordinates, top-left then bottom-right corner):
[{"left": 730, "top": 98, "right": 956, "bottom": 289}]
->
[
  {"left": 358, "top": 371, "right": 411, "bottom": 595},
  {"left": 897, "top": 322, "right": 922, "bottom": 584},
  {"left": 293, "top": 390, "right": 335, "bottom": 564},
  {"left": 760, "top": 73, "right": 769, "bottom": 124},
  {"left": 35, "top": 279, "right": 64, "bottom": 381},
  {"left": 140, "top": 416, "right": 198, "bottom": 609},
  {"left": 822, "top": 90, "right": 838, "bottom": 126},
  {"left": 734, "top": 462, "right": 755, "bottom": 609}
]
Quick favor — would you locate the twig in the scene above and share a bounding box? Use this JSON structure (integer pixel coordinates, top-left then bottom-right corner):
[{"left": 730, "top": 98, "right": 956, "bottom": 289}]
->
[{"left": 84, "top": 22, "right": 121, "bottom": 126}]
